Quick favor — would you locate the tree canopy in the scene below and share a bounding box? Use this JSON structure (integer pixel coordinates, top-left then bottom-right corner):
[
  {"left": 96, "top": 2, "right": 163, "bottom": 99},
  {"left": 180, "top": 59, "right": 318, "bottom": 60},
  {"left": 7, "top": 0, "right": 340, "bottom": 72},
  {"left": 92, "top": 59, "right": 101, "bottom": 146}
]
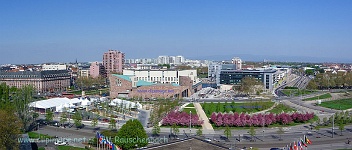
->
[{"left": 115, "top": 119, "right": 148, "bottom": 149}]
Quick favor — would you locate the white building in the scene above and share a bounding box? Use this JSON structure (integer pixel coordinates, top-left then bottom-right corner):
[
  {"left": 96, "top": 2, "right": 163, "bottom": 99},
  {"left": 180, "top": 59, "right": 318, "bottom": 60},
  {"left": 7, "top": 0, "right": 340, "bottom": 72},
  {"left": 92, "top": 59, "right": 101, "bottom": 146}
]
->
[
  {"left": 231, "top": 57, "right": 242, "bottom": 70},
  {"left": 158, "top": 56, "right": 170, "bottom": 64},
  {"left": 42, "top": 64, "right": 67, "bottom": 71},
  {"left": 123, "top": 69, "right": 199, "bottom": 87},
  {"left": 175, "top": 56, "right": 185, "bottom": 64}
]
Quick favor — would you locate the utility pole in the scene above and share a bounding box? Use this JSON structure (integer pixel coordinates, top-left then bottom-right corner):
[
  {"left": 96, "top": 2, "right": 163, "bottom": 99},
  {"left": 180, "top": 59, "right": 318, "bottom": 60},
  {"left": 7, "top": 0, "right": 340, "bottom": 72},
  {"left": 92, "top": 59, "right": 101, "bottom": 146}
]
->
[{"left": 332, "top": 114, "right": 334, "bottom": 138}]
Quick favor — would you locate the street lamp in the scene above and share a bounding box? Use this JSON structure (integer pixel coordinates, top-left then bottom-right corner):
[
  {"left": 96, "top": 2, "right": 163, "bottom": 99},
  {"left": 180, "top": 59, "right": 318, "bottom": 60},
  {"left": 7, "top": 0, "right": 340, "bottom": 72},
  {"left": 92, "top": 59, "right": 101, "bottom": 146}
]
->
[
  {"left": 190, "top": 111, "right": 192, "bottom": 136},
  {"left": 37, "top": 123, "right": 40, "bottom": 139},
  {"left": 332, "top": 113, "right": 335, "bottom": 138}
]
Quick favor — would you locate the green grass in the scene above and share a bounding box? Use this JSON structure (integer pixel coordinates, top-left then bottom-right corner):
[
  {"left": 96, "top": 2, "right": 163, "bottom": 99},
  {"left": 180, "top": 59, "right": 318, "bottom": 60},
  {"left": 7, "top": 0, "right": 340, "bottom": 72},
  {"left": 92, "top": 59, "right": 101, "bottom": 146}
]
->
[
  {"left": 186, "top": 103, "right": 194, "bottom": 107},
  {"left": 183, "top": 108, "right": 197, "bottom": 114},
  {"left": 281, "top": 89, "right": 316, "bottom": 96},
  {"left": 58, "top": 146, "right": 87, "bottom": 150},
  {"left": 68, "top": 88, "right": 109, "bottom": 95},
  {"left": 303, "top": 93, "right": 332, "bottom": 101},
  {"left": 318, "top": 98, "right": 352, "bottom": 110},
  {"left": 38, "top": 148, "right": 45, "bottom": 150},
  {"left": 267, "top": 104, "right": 296, "bottom": 114},
  {"left": 27, "top": 132, "right": 53, "bottom": 139},
  {"left": 202, "top": 101, "right": 275, "bottom": 117}
]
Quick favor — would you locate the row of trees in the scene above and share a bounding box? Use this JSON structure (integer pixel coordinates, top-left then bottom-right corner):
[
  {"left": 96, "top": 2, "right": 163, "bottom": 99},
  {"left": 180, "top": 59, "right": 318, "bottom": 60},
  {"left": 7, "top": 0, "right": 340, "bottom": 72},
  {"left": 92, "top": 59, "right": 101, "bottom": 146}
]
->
[
  {"left": 0, "top": 83, "right": 37, "bottom": 149},
  {"left": 210, "top": 112, "right": 315, "bottom": 127},
  {"left": 307, "top": 72, "right": 352, "bottom": 90},
  {"left": 233, "top": 77, "right": 263, "bottom": 95},
  {"left": 74, "top": 76, "right": 106, "bottom": 90},
  {"left": 162, "top": 111, "right": 204, "bottom": 126}
]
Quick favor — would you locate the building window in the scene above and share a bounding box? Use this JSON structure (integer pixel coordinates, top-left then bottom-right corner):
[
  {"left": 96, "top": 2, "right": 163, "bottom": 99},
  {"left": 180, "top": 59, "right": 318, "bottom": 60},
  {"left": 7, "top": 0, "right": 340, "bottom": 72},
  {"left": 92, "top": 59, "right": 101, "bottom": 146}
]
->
[{"left": 116, "top": 79, "right": 122, "bottom": 86}]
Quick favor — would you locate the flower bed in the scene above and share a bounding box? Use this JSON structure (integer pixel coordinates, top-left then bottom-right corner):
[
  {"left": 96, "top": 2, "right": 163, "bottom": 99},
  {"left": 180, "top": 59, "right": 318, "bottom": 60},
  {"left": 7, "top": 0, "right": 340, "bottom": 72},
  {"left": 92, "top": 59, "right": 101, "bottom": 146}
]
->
[
  {"left": 162, "top": 111, "right": 204, "bottom": 126},
  {"left": 210, "top": 112, "right": 314, "bottom": 127}
]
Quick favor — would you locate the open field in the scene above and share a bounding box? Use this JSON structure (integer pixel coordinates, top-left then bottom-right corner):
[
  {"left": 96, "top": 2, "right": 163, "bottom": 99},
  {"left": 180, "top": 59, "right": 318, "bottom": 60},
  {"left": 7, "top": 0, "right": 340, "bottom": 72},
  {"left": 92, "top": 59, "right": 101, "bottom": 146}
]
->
[
  {"left": 319, "top": 98, "right": 352, "bottom": 110},
  {"left": 303, "top": 93, "right": 332, "bottom": 101},
  {"left": 201, "top": 101, "right": 275, "bottom": 117},
  {"left": 281, "top": 89, "right": 316, "bottom": 96}
]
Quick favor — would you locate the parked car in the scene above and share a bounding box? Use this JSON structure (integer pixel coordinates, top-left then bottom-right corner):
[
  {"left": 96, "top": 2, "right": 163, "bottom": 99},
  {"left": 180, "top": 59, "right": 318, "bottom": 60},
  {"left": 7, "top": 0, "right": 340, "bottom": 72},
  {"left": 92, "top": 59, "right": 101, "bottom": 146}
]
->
[{"left": 54, "top": 140, "right": 68, "bottom": 146}]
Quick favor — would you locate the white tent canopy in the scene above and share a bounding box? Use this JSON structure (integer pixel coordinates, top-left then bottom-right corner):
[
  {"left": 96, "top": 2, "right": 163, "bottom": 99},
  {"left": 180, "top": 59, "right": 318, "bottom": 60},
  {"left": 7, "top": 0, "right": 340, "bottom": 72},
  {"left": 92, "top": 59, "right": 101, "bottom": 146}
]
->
[
  {"left": 109, "top": 98, "right": 142, "bottom": 109},
  {"left": 30, "top": 97, "right": 82, "bottom": 111},
  {"left": 80, "top": 98, "right": 91, "bottom": 106}
]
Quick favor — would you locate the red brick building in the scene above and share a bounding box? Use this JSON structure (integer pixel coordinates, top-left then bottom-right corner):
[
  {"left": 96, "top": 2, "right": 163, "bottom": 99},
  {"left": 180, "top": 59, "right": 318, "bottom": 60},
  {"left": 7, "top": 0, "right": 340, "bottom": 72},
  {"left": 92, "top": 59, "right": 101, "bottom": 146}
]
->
[{"left": 109, "top": 74, "right": 201, "bottom": 99}]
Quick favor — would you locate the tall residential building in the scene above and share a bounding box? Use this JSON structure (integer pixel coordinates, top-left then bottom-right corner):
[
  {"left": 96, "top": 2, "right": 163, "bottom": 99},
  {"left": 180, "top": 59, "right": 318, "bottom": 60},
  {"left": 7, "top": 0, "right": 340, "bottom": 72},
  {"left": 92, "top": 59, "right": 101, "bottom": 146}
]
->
[
  {"left": 157, "top": 56, "right": 169, "bottom": 64},
  {"left": 90, "top": 62, "right": 106, "bottom": 78},
  {"left": 103, "top": 50, "right": 125, "bottom": 74},
  {"left": 231, "top": 57, "right": 242, "bottom": 70},
  {"left": 175, "top": 56, "right": 185, "bottom": 64}
]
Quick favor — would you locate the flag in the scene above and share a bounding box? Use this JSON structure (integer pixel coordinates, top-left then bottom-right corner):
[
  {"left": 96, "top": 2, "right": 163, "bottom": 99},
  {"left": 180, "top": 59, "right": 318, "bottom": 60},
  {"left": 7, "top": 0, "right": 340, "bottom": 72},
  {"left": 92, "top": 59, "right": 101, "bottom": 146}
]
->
[
  {"left": 297, "top": 141, "right": 303, "bottom": 150},
  {"left": 293, "top": 141, "right": 297, "bottom": 150},
  {"left": 96, "top": 131, "right": 100, "bottom": 138},
  {"left": 305, "top": 135, "right": 312, "bottom": 144},
  {"left": 300, "top": 138, "right": 307, "bottom": 147}
]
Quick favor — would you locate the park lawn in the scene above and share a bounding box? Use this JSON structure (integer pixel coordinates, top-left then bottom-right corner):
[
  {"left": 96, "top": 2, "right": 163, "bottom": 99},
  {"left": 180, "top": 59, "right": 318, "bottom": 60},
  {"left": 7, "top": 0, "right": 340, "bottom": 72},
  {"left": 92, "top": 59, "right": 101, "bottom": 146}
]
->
[
  {"left": 27, "top": 132, "right": 53, "bottom": 139},
  {"left": 183, "top": 108, "right": 197, "bottom": 114},
  {"left": 281, "top": 89, "right": 316, "bottom": 96},
  {"left": 303, "top": 93, "right": 332, "bottom": 101},
  {"left": 58, "top": 146, "right": 88, "bottom": 150},
  {"left": 202, "top": 101, "right": 275, "bottom": 117},
  {"left": 319, "top": 98, "right": 352, "bottom": 110},
  {"left": 267, "top": 104, "right": 296, "bottom": 114},
  {"left": 38, "top": 148, "right": 45, "bottom": 150},
  {"left": 186, "top": 103, "right": 194, "bottom": 107}
]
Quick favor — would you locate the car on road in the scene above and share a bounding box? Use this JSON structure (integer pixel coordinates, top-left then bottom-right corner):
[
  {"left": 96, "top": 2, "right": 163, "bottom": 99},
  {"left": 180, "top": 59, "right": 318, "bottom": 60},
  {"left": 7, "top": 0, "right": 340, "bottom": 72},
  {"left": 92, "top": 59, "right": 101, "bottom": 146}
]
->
[
  {"left": 204, "top": 138, "right": 211, "bottom": 142},
  {"left": 54, "top": 140, "right": 68, "bottom": 146}
]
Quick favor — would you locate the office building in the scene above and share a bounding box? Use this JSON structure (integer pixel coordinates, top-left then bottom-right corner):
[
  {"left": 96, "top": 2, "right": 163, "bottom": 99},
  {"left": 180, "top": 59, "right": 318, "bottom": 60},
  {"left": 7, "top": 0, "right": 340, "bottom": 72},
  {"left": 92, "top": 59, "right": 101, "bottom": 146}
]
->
[
  {"left": 219, "top": 69, "right": 277, "bottom": 92},
  {"left": 109, "top": 69, "right": 202, "bottom": 98},
  {"left": 103, "top": 50, "right": 125, "bottom": 74},
  {"left": 0, "top": 70, "right": 70, "bottom": 93},
  {"left": 42, "top": 64, "right": 67, "bottom": 71}
]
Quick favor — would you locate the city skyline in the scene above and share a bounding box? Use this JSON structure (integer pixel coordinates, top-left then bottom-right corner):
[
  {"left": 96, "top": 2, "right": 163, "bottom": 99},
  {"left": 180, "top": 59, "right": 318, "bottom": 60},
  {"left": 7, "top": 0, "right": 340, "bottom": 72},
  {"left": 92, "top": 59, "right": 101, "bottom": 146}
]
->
[{"left": 1, "top": 0, "right": 352, "bottom": 64}]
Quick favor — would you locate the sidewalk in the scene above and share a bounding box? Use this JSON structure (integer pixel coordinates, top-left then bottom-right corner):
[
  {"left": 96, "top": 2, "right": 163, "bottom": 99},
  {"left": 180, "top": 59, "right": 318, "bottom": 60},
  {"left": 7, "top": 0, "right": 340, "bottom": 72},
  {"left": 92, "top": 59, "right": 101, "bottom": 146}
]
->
[{"left": 194, "top": 103, "right": 215, "bottom": 134}]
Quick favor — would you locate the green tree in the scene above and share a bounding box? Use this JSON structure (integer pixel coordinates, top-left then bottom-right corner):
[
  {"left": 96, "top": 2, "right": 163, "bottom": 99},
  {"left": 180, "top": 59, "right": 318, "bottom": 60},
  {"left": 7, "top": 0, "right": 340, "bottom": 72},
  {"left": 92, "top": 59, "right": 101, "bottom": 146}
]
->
[
  {"left": 224, "top": 126, "right": 232, "bottom": 139},
  {"left": 249, "top": 126, "right": 256, "bottom": 142},
  {"left": 152, "top": 123, "right": 161, "bottom": 136},
  {"left": 338, "top": 121, "right": 345, "bottom": 136},
  {"left": 115, "top": 119, "right": 148, "bottom": 149},
  {"left": 109, "top": 118, "right": 116, "bottom": 130},
  {"left": 32, "top": 112, "right": 39, "bottom": 121},
  {"left": 73, "top": 111, "right": 82, "bottom": 128},
  {"left": 323, "top": 117, "right": 328, "bottom": 126},
  {"left": 59, "top": 112, "right": 68, "bottom": 125},
  {"left": 45, "top": 110, "right": 54, "bottom": 123},
  {"left": 172, "top": 123, "right": 180, "bottom": 138},
  {"left": 277, "top": 126, "right": 284, "bottom": 141},
  {"left": 91, "top": 116, "right": 98, "bottom": 128},
  {"left": 237, "top": 77, "right": 263, "bottom": 94},
  {"left": 196, "top": 128, "right": 203, "bottom": 136},
  {"left": 0, "top": 109, "right": 22, "bottom": 150}
]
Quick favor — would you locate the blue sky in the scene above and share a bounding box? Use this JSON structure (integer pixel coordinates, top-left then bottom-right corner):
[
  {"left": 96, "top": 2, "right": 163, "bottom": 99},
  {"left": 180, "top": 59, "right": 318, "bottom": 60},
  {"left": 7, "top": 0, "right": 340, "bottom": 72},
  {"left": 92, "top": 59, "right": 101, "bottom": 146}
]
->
[{"left": 1, "top": 0, "right": 352, "bottom": 64}]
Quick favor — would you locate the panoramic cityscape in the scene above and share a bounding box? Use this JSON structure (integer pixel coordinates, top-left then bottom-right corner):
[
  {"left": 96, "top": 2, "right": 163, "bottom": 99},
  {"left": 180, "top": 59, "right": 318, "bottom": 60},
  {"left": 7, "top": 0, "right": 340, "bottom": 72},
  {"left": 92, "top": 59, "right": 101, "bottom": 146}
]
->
[{"left": 1, "top": 1, "right": 352, "bottom": 150}]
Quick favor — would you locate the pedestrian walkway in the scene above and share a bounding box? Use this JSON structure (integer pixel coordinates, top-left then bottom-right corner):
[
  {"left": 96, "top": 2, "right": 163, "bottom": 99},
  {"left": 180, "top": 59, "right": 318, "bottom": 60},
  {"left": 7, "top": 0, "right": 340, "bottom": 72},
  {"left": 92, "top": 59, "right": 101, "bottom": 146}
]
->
[
  {"left": 193, "top": 103, "right": 214, "bottom": 134},
  {"left": 252, "top": 102, "right": 278, "bottom": 115}
]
